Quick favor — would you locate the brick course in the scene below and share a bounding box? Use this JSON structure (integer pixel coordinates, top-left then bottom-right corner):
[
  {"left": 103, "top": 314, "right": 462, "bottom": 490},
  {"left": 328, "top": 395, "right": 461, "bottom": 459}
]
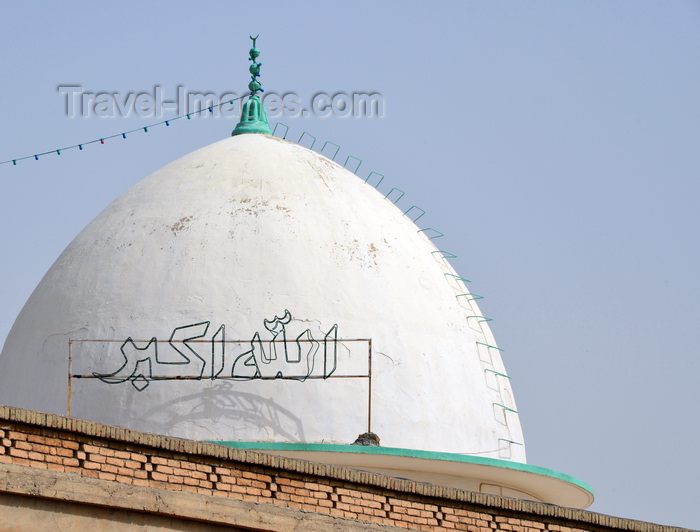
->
[{"left": 0, "top": 405, "right": 691, "bottom": 532}]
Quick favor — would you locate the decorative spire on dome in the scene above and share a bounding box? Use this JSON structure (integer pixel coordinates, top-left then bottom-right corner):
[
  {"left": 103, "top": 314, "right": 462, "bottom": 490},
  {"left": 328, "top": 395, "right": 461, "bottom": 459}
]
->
[{"left": 232, "top": 35, "right": 272, "bottom": 136}]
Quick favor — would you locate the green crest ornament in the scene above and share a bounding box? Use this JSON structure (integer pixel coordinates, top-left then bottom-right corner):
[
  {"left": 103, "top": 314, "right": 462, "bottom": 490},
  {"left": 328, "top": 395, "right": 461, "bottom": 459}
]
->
[{"left": 232, "top": 35, "right": 272, "bottom": 136}]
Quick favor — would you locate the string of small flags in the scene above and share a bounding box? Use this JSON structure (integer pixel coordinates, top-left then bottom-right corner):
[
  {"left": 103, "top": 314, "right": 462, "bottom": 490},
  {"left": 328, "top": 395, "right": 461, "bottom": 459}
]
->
[{"left": 0, "top": 95, "right": 247, "bottom": 167}]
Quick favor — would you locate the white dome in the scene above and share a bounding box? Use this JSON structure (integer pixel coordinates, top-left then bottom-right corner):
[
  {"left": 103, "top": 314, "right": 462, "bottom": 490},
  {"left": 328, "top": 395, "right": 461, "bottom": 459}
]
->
[{"left": 0, "top": 133, "right": 525, "bottom": 462}]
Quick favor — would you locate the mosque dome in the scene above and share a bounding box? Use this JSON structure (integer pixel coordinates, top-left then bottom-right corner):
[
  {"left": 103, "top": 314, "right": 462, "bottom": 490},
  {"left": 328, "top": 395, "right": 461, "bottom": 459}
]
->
[
  {"left": 0, "top": 132, "right": 594, "bottom": 507},
  {"left": 0, "top": 132, "right": 525, "bottom": 459},
  {"left": 0, "top": 39, "right": 593, "bottom": 508}
]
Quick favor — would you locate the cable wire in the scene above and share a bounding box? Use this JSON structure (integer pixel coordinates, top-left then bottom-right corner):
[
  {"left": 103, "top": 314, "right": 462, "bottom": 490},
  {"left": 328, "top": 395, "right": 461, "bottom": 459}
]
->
[{"left": 1, "top": 95, "right": 247, "bottom": 166}]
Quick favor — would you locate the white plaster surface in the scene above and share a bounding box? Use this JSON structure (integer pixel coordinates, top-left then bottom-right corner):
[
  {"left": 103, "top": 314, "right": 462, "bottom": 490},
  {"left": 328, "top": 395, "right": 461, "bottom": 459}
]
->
[{"left": 0, "top": 134, "right": 525, "bottom": 462}]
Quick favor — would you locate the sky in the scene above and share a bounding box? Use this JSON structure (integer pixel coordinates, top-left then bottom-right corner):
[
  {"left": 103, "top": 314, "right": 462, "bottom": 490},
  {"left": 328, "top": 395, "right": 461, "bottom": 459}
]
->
[{"left": 0, "top": 1, "right": 698, "bottom": 528}]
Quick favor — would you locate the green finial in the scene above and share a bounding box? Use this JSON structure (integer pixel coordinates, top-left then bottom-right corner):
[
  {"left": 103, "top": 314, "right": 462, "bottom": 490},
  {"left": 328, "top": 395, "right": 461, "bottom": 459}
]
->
[{"left": 232, "top": 34, "right": 272, "bottom": 136}]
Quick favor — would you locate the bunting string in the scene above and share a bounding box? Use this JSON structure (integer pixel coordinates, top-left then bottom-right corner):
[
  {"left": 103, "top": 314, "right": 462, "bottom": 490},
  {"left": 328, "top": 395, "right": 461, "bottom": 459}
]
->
[{"left": 1, "top": 95, "right": 247, "bottom": 167}]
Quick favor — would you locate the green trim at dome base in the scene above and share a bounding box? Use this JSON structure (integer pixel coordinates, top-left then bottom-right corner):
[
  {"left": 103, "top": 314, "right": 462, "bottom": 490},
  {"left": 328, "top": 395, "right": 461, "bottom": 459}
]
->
[{"left": 208, "top": 441, "right": 594, "bottom": 497}]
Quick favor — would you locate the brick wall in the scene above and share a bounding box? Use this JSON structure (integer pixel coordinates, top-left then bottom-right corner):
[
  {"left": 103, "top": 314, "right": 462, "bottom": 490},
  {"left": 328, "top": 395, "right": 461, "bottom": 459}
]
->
[{"left": 0, "top": 406, "right": 690, "bottom": 532}]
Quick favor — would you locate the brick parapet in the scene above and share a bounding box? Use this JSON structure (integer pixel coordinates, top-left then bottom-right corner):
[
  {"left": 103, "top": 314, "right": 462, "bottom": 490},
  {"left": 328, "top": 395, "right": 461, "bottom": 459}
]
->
[{"left": 0, "top": 405, "right": 691, "bottom": 532}]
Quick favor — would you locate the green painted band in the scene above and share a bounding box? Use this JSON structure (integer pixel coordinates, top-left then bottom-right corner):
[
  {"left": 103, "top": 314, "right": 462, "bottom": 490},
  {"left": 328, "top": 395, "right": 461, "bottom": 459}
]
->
[{"left": 208, "top": 441, "right": 594, "bottom": 495}]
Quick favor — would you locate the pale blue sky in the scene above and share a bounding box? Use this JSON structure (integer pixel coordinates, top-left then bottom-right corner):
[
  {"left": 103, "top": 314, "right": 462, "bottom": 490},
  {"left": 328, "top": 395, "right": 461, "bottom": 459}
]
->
[{"left": 1, "top": 2, "right": 699, "bottom": 528}]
